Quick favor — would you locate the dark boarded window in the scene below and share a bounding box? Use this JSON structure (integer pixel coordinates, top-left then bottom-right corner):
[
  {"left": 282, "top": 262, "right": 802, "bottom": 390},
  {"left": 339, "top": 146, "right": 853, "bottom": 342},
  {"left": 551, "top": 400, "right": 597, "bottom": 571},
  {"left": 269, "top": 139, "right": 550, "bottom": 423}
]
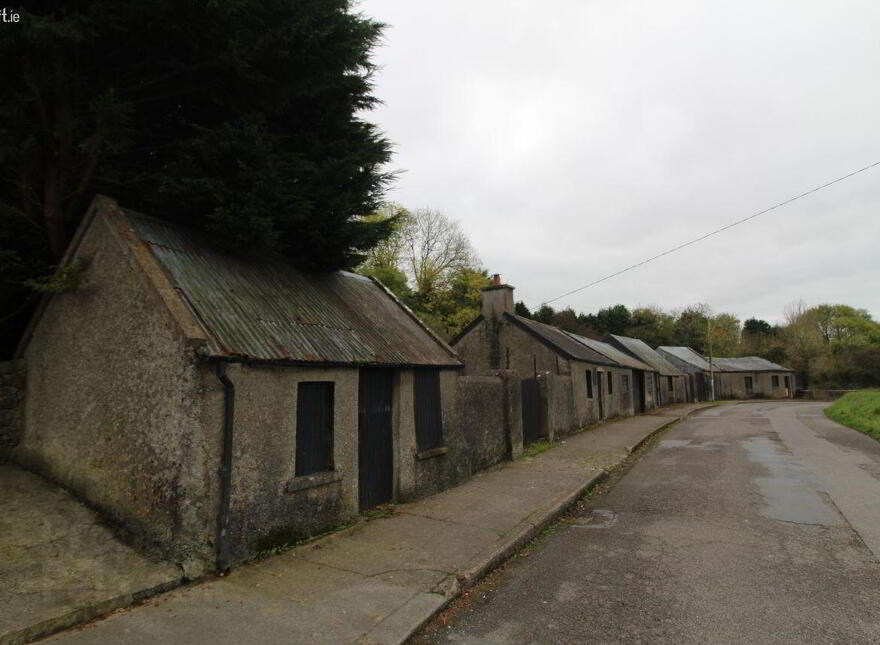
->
[
  {"left": 784, "top": 375, "right": 791, "bottom": 389},
  {"left": 295, "top": 382, "right": 335, "bottom": 476},
  {"left": 667, "top": 376, "right": 673, "bottom": 391},
  {"left": 415, "top": 369, "right": 443, "bottom": 451},
  {"left": 622, "top": 374, "right": 629, "bottom": 392},
  {"left": 772, "top": 375, "right": 780, "bottom": 387},
  {"left": 586, "top": 370, "right": 593, "bottom": 398},
  {"left": 745, "top": 376, "right": 754, "bottom": 393},
  {"left": 607, "top": 371, "right": 613, "bottom": 394}
]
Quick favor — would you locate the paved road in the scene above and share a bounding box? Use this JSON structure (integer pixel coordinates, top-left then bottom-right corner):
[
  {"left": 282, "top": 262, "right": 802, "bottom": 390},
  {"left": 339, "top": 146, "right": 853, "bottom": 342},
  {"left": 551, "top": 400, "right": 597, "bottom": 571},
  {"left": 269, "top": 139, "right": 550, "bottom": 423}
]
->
[{"left": 412, "top": 402, "right": 880, "bottom": 645}]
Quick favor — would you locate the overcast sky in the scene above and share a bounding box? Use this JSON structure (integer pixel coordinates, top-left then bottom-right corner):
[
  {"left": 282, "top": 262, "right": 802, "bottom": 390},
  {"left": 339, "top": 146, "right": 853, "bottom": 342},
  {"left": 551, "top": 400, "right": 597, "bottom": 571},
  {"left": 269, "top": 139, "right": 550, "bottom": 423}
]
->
[{"left": 359, "top": 0, "right": 880, "bottom": 323}]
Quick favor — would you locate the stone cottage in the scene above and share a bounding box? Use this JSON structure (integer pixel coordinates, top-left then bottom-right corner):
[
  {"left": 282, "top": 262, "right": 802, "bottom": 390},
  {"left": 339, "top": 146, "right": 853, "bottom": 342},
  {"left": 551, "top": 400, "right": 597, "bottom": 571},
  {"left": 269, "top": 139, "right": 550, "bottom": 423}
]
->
[
  {"left": 655, "top": 345, "right": 714, "bottom": 401},
  {"left": 562, "top": 333, "right": 659, "bottom": 414},
  {"left": 656, "top": 347, "right": 796, "bottom": 400},
  {"left": 12, "top": 196, "right": 476, "bottom": 574},
  {"left": 604, "top": 334, "right": 690, "bottom": 405},
  {"left": 451, "top": 278, "right": 637, "bottom": 441}
]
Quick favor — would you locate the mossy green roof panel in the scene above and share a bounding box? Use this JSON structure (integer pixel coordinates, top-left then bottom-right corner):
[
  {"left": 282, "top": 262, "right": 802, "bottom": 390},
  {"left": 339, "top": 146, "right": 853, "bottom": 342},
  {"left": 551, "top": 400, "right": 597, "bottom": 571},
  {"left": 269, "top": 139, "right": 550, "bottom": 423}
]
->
[{"left": 124, "top": 210, "right": 461, "bottom": 367}]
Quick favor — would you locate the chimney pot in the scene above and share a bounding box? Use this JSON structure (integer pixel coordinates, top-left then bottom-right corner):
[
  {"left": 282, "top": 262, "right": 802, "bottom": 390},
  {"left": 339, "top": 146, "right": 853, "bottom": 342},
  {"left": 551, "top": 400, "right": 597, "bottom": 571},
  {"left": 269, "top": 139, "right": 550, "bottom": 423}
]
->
[{"left": 492, "top": 273, "right": 501, "bottom": 285}]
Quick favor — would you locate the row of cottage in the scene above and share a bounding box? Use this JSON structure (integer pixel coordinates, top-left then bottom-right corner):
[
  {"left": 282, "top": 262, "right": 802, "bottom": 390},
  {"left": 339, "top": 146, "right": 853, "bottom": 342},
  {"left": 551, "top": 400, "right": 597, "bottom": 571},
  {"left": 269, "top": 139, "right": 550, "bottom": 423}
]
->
[{"left": 1, "top": 196, "right": 796, "bottom": 576}]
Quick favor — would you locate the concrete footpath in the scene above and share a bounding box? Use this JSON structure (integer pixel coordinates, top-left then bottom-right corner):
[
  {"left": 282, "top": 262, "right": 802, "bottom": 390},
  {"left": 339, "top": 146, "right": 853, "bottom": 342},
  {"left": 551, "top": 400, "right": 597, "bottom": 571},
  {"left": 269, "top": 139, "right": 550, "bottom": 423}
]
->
[
  {"left": 0, "top": 467, "right": 182, "bottom": 645},
  {"left": 43, "top": 403, "right": 709, "bottom": 645}
]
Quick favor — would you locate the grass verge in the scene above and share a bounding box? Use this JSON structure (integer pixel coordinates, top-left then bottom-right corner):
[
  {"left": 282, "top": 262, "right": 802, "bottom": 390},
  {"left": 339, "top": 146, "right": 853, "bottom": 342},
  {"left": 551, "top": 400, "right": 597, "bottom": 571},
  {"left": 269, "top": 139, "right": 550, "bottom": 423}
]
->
[
  {"left": 521, "top": 440, "right": 553, "bottom": 458},
  {"left": 825, "top": 390, "right": 880, "bottom": 441}
]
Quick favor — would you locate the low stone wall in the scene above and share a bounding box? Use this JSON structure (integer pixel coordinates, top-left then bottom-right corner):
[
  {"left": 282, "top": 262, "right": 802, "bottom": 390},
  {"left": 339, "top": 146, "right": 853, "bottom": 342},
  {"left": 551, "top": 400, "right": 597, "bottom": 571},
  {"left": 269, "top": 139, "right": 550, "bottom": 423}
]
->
[
  {"left": 0, "top": 360, "right": 25, "bottom": 462},
  {"left": 797, "top": 389, "right": 857, "bottom": 401},
  {"left": 543, "top": 373, "right": 576, "bottom": 440},
  {"left": 408, "top": 371, "right": 524, "bottom": 501}
]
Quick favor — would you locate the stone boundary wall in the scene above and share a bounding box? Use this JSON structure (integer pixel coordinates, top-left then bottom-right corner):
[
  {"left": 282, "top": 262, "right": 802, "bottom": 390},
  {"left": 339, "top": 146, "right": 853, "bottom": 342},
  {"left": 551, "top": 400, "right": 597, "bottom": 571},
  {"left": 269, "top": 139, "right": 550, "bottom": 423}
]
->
[
  {"left": 0, "top": 359, "right": 25, "bottom": 462},
  {"left": 454, "top": 371, "right": 524, "bottom": 472},
  {"left": 797, "top": 389, "right": 858, "bottom": 401},
  {"left": 542, "top": 373, "right": 576, "bottom": 440}
]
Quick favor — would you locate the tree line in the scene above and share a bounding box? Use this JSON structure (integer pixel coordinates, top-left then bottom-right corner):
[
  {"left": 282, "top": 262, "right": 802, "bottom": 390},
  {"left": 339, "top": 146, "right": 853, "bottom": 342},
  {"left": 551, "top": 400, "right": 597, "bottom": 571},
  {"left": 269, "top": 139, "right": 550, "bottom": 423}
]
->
[
  {"left": 516, "top": 301, "right": 880, "bottom": 389},
  {"left": 358, "top": 204, "right": 490, "bottom": 340}
]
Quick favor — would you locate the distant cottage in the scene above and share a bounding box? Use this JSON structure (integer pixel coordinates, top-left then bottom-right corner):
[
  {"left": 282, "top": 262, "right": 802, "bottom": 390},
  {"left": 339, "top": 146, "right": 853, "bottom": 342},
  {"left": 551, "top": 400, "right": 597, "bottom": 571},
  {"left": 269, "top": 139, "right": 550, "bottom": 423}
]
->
[
  {"left": 451, "top": 278, "right": 694, "bottom": 442},
  {"left": 13, "top": 196, "right": 484, "bottom": 573},
  {"left": 603, "top": 334, "right": 689, "bottom": 406},
  {"left": 657, "top": 346, "right": 795, "bottom": 399}
]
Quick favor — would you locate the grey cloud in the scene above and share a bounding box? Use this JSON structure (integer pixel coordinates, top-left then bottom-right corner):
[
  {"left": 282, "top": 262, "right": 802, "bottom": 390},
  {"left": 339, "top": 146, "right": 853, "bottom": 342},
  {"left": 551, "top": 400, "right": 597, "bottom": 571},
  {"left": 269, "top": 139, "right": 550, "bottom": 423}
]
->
[{"left": 362, "top": 0, "right": 880, "bottom": 323}]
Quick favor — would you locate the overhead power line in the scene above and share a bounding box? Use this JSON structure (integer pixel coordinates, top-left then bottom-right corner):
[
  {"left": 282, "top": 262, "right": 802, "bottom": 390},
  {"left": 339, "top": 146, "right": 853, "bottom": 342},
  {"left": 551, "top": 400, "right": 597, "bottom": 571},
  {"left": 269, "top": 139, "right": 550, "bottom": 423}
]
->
[{"left": 539, "top": 160, "right": 880, "bottom": 307}]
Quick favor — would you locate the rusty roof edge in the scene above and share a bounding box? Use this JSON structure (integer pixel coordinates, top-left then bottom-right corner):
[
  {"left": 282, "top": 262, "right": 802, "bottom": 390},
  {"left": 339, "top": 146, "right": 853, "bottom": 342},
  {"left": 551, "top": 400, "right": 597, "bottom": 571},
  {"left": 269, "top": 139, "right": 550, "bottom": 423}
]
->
[
  {"left": 203, "top": 354, "right": 463, "bottom": 369},
  {"left": 108, "top": 206, "right": 213, "bottom": 353},
  {"left": 366, "top": 274, "right": 463, "bottom": 366}
]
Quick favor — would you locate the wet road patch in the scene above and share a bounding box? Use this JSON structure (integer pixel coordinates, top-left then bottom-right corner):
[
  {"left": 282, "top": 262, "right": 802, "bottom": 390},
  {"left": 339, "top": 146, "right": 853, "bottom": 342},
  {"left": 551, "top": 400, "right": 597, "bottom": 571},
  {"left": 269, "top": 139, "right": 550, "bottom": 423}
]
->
[{"left": 743, "top": 436, "right": 837, "bottom": 526}]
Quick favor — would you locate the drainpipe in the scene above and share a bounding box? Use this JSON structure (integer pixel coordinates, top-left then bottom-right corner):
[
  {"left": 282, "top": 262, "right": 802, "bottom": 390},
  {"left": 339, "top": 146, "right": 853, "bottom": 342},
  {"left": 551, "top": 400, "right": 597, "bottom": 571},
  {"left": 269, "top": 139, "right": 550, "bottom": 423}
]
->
[{"left": 215, "top": 362, "right": 236, "bottom": 572}]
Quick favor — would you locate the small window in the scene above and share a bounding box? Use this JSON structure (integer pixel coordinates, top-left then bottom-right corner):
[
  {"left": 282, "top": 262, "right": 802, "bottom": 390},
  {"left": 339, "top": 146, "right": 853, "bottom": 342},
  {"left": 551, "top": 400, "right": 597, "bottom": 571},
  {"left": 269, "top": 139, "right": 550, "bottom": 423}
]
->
[
  {"left": 667, "top": 376, "right": 673, "bottom": 391},
  {"left": 586, "top": 370, "right": 593, "bottom": 399},
  {"left": 772, "top": 375, "right": 780, "bottom": 388},
  {"left": 784, "top": 376, "right": 791, "bottom": 389},
  {"left": 622, "top": 374, "right": 629, "bottom": 392},
  {"left": 415, "top": 369, "right": 443, "bottom": 451},
  {"left": 295, "top": 382, "right": 335, "bottom": 476},
  {"left": 744, "top": 376, "right": 754, "bottom": 393},
  {"left": 607, "top": 371, "right": 613, "bottom": 394}
]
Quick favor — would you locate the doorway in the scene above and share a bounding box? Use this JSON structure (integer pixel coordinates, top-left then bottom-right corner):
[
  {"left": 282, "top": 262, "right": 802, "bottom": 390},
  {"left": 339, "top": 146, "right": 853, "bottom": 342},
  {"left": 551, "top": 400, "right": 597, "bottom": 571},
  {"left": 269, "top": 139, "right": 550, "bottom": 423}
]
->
[{"left": 358, "top": 368, "right": 394, "bottom": 510}]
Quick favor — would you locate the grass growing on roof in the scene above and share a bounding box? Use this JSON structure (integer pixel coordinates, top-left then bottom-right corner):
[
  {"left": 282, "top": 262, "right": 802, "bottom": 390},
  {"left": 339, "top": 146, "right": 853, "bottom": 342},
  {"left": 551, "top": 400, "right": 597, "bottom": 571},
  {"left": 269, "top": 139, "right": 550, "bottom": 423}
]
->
[{"left": 825, "top": 390, "right": 880, "bottom": 442}]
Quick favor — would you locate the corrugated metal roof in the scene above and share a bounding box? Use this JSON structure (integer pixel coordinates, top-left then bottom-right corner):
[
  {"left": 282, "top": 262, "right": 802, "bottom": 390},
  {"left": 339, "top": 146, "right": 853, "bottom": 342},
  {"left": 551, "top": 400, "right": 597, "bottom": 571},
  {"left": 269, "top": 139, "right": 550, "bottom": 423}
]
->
[
  {"left": 605, "top": 334, "right": 684, "bottom": 376},
  {"left": 506, "top": 314, "right": 617, "bottom": 366},
  {"left": 124, "top": 210, "right": 461, "bottom": 367},
  {"left": 656, "top": 346, "right": 713, "bottom": 371},
  {"left": 564, "top": 332, "right": 654, "bottom": 371},
  {"left": 711, "top": 357, "right": 793, "bottom": 372}
]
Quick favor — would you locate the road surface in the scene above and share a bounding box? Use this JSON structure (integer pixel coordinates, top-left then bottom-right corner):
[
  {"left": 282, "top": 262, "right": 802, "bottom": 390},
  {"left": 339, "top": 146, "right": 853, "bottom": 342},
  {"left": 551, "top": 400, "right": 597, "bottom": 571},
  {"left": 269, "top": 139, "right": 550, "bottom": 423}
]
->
[{"left": 412, "top": 401, "right": 880, "bottom": 645}]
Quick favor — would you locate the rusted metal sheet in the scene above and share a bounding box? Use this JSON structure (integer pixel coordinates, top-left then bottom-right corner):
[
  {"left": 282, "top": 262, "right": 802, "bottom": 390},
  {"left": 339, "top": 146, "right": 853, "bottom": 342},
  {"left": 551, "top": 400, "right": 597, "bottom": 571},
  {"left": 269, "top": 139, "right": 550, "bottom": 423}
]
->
[{"left": 124, "top": 210, "right": 461, "bottom": 367}]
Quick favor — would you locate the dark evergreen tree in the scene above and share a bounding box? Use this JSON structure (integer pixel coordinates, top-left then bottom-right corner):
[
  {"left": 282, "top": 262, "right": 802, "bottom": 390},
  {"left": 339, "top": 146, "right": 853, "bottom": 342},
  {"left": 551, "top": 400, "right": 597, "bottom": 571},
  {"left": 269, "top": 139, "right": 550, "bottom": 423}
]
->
[
  {"left": 534, "top": 304, "right": 555, "bottom": 324},
  {"left": 595, "top": 304, "right": 632, "bottom": 335},
  {"left": 743, "top": 318, "right": 774, "bottom": 337},
  {"left": 0, "top": 0, "right": 393, "bottom": 356},
  {"left": 514, "top": 301, "right": 532, "bottom": 318}
]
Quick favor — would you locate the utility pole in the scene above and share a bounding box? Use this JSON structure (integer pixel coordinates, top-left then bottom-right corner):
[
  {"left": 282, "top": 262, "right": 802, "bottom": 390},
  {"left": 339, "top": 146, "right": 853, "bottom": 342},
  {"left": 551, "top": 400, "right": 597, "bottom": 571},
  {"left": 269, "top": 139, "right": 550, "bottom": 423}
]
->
[{"left": 707, "top": 316, "right": 715, "bottom": 402}]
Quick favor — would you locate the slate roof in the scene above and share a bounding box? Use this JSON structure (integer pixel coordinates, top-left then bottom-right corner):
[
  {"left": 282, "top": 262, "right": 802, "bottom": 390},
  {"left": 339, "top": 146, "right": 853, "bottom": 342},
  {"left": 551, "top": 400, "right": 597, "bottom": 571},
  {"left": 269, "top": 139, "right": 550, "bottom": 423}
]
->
[
  {"left": 564, "top": 333, "right": 654, "bottom": 371},
  {"left": 505, "top": 314, "right": 617, "bottom": 366},
  {"left": 605, "top": 334, "right": 684, "bottom": 376},
  {"left": 656, "top": 346, "right": 713, "bottom": 371},
  {"left": 710, "top": 357, "right": 793, "bottom": 372},
  {"left": 124, "top": 209, "right": 461, "bottom": 367}
]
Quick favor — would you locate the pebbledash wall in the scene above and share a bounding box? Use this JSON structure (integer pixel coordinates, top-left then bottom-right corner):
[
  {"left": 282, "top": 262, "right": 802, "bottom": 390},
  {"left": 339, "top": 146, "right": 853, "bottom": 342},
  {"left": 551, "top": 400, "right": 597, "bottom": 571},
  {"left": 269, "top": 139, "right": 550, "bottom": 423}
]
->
[
  {"left": 14, "top": 210, "right": 221, "bottom": 574},
  {"left": 453, "top": 281, "right": 639, "bottom": 440},
  {"left": 0, "top": 359, "right": 25, "bottom": 462},
  {"left": 207, "top": 363, "right": 520, "bottom": 565},
  {"left": 10, "top": 198, "right": 526, "bottom": 573},
  {"left": 713, "top": 371, "right": 793, "bottom": 399}
]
